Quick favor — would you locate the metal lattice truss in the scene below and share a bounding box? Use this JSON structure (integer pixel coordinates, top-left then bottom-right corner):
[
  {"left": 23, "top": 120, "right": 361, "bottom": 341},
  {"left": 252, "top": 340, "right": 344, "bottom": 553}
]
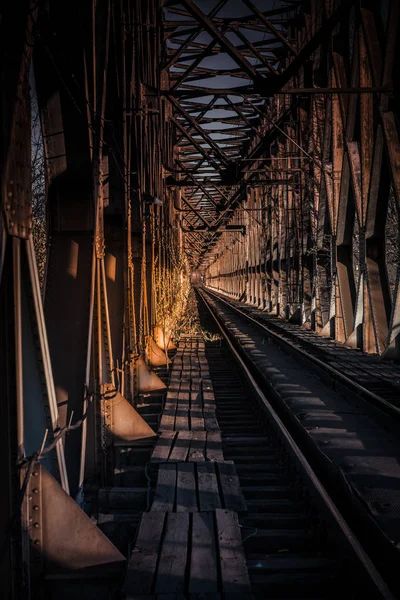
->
[
  {"left": 163, "top": 0, "right": 306, "bottom": 269},
  {"left": 162, "top": 0, "right": 371, "bottom": 270},
  {"left": 203, "top": 0, "right": 400, "bottom": 357}
]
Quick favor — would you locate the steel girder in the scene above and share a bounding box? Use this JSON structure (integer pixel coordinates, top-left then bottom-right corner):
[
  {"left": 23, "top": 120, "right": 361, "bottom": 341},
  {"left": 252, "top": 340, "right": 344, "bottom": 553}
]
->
[
  {"left": 163, "top": 0, "right": 308, "bottom": 269},
  {"left": 1, "top": 1, "right": 176, "bottom": 595},
  {"left": 199, "top": 0, "right": 400, "bottom": 358}
]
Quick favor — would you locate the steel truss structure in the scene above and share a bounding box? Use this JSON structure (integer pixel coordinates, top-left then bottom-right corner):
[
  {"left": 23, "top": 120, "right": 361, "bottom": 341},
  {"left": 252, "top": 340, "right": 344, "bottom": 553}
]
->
[
  {"left": 181, "top": 0, "right": 400, "bottom": 359},
  {"left": 1, "top": 0, "right": 400, "bottom": 596}
]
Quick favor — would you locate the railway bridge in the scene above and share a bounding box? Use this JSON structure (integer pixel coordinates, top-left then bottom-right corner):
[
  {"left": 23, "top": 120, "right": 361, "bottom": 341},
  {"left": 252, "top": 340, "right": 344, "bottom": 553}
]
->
[{"left": 2, "top": 1, "right": 400, "bottom": 598}]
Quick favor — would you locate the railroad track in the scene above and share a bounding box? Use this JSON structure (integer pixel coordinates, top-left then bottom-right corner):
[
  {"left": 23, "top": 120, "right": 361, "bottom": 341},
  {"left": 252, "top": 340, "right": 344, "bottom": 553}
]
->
[
  {"left": 203, "top": 288, "right": 400, "bottom": 421},
  {"left": 196, "top": 289, "right": 395, "bottom": 600}
]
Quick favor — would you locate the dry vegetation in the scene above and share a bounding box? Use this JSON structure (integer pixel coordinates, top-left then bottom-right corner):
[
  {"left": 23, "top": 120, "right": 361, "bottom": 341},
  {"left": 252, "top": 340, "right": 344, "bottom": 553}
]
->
[{"left": 155, "top": 245, "right": 221, "bottom": 342}]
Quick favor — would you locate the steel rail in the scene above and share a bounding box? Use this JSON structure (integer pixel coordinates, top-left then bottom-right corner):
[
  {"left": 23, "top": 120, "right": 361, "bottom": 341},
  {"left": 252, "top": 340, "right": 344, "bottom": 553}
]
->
[
  {"left": 203, "top": 288, "right": 400, "bottom": 422},
  {"left": 198, "top": 288, "right": 395, "bottom": 600}
]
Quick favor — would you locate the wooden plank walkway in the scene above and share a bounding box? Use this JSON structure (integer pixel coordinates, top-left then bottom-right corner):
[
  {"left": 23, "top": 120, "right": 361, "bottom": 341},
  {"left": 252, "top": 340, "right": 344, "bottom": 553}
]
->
[
  {"left": 123, "top": 510, "right": 253, "bottom": 598},
  {"left": 123, "top": 331, "right": 251, "bottom": 598},
  {"left": 151, "top": 431, "right": 224, "bottom": 463},
  {"left": 151, "top": 461, "right": 246, "bottom": 513},
  {"left": 159, "top": 335, "right": 218, "bottom": 433}
]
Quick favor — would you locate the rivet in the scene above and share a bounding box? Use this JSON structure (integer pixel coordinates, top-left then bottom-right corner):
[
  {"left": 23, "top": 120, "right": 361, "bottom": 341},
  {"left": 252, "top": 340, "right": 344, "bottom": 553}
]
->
[
  {"left": 34, "top": 539, "right": 40, "bottom": 545},
  {"left": 34, "top": 523, "right": 39, "bottom": 528},
  {"left": 33, "top": 505, "right": 39, "bottom": 511},
  {"left": 33, "top": 471, "right": 38, "bottom": 476},
  {"left": 33, "top": 488, "right": 38, "bottom": 494},
  {"left": 9, "top": 221, "right": 14, "bottom": 228}
]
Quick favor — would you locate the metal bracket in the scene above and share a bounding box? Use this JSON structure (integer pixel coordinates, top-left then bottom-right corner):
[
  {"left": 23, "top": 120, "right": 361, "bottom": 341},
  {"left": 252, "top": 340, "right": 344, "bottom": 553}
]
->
[{"left": 26, "top": 466, "right": 44, "bottom": 578}]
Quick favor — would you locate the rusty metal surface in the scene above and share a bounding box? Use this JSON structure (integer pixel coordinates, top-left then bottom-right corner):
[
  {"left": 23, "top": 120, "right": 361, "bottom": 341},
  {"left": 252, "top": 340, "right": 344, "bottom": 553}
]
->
[{"left": 28, "top": 464, "right": 125, "bottom": 571}]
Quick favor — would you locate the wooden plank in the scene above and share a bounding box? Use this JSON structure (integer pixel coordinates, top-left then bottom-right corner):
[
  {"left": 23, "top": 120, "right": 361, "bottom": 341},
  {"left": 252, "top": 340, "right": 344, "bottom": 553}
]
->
[
  {"left": 169, "top": 430, "right": 192, "bottom": 462},
  {"left": 151, "top": 432, "right": 176, "bottom": 463},
  {"left": 176, "top": 463, "right": 198, "bottom": 512},
  {"left": 160, "top": 412, "right": 175, "bottom": 431},
  {"left": 155, "top": 513, "right": 189, "bottom": 594},
  {"left": 190, "top": 408, "right": 205, "bottom": 431},
  {"left": 197, "top": 463, "right": 222, "bottom": 511},
  {"left": 202, "top": 386, "right": 214, "bottom": 399},
  {"left": 189, "top": 513, "right": 218, "bottom": 594},
  {"left": 203, "top": 399, "right": 216, "bottom": 411},
  {"left": 123, "top": 511, "right": 166, "bottom": 594},
  {"left": 205, "top": 416, "right": 220, "bottom": 432},
  {"left": 174, "top": 409, "right": 189, "bottom": 431},
  {"left": 165, "top": 397, "right": 178, "bottom": 408},
  {"left": 205, "top": 432, "right": 224, "bottom": 462},
  {"left": 169, "top": 375, "right": 181, "bottom": 383},
  {"left": 160, "top": 402, "right": 177, "bottom": 431},
  {"left": 152, "top": 464, "right": 176, "bottom": 512},
  {"left": 166, "top": 384, "right": 179, "bottom": 393},
  {"left": 178, "top": 391, "right": 190, "bottom": 404},
  {"left": 166, "top": 386, "right": 181, "bottom": 402},
  {"left": 215, "top": 509, "right": 251, "bottom": 595},
  {"left": 217, "top": 462, "right": 247, "bottom": 514},
  {"left": 190, "top": 390, "right": 202, "bottom": 407},
  {"left": 203, "top": 408, "right": 216, "bottom": 419},
  {"left": 188, "top": 431, "right": 206, "bottom": 462},
  {"left": 169, "top": 373, "right": 181, "bottom": 381}
]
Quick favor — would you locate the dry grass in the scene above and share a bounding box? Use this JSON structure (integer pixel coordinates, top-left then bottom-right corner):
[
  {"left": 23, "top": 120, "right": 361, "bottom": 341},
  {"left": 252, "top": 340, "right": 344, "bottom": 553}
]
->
[{"left": 155, "top": 246, "right": 221, "bottom": 342}]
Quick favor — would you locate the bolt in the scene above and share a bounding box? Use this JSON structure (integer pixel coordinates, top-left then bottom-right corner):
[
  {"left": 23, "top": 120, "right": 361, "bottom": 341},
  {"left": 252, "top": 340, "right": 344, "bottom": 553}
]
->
[
  {"left": 34, "top": 539, "right": 40, "bottom": 545},
  {"left": 33, "top": 471, "right": 38, "bottom": 476},
  {"left": 34, "top": 523, "right": 39, "bottom": 528},
  {"left": 33, "top": 488, "right": 38, "bottom": 494},
  {"left": 33, "top": 505, "right": 39, "bottom": 511}
]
